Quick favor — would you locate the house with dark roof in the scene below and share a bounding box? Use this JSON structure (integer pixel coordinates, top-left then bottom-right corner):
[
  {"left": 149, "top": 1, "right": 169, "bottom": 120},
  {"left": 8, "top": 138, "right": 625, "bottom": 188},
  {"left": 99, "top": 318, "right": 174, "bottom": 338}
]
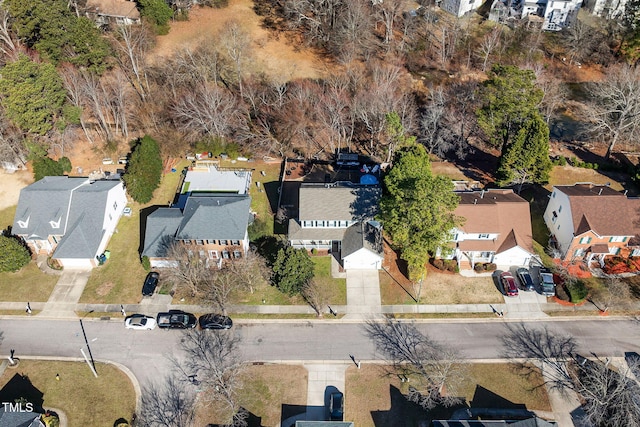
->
[
  {"left": 432, "top": 417, "right": 557, "bottom": 427},
  {"left": 142, "top": 194, "right": 252, "bottom": 268},
  {"left": 450, "top": 189, "right": 537, "bottom": 270},
  {"left": 12, "top": 176, "right": 127, "bottom": 269},
  {"left": 543, "top": 183, "right": 640, "bottom": 264},
  {"left": 288, "top": 183, "right": 383, "bottom": 270}
]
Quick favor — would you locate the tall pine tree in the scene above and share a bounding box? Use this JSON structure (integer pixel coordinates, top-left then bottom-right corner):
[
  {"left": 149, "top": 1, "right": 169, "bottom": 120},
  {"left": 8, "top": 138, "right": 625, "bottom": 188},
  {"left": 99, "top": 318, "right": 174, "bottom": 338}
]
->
[{"left": 123, "top": 135, "right": 163, "bottom": 204}]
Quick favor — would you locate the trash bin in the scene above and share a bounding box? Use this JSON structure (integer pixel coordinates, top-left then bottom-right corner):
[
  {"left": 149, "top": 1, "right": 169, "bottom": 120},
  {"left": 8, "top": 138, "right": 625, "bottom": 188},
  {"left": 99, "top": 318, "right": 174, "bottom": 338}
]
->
[{"left": 104, "top": 250, "right": 111, "bottom": 259}]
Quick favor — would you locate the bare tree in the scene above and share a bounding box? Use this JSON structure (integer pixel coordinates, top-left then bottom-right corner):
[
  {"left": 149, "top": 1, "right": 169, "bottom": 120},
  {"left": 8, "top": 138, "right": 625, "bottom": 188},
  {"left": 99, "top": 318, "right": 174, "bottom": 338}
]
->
[
  {"left": 584, "top": 64, "right": 640, "bottom": 159},
  {"left": 219, "top": 20, "right": 251, "bottom": 98},
  {"left": 112, "top": 24, "right": 153, "bottom": 101},
  {"left": 0, "top": 7, "right": 18, "bottom": 60},
  {"left": 365, "top": 319, "right": 466, "bottom": 409},
  {"left": 137, "top": 373, "right": 197, "bottom": 427},
  {"left": 476, "top": 26, "right": 502, "bottom": 72},
  {"left": 534, "top": 68, "right": 569, "bottom": 125},
  {"left": 590, "top": 277, "right": 633, "bottom": 314},
  {"left": 227, "top": 251, "right": 270, "bottom": 294},
  {"left": 171, "top": 84, "right": 246, "bottom": 142},
  {"left": 166, "top": 243, "right": 212, "bottom": 297},
  {"left": 301, "top": 279, "right": 331, "bottom": 317},
  {"left": 419, "top": 86, "right": 448, "bottom": 156},
  {"left": 372, "top": 0, "right": 404, "bottom": 47},
  {"left": 174, "top": 329, "right": 246, "bottom": 426},
  {"left": 502, "top": 322, "right": 640, "bottom": 427}
]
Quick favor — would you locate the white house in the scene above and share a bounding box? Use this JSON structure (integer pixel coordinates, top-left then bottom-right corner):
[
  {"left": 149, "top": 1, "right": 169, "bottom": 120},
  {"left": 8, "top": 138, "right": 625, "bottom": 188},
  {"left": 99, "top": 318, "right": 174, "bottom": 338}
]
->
[
  {"left": 12, "top": 176, "right": 128, "bottom": 269},
  {"left": 441, "top": 0, "right": 486, "bottom": 16},
  {"left": 449, "top": 189, "right": 537, "bottom": 270},
  {"left": 543, "top": 183, "right": 640, "bottom": 264},
  {"left": 582, "top": 0, "right": 627, "bottom": 18}
]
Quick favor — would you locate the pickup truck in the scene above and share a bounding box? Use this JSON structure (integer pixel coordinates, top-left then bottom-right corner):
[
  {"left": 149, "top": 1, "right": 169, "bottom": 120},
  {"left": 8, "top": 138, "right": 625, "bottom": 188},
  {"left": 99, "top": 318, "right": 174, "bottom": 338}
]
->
[
  {"left": 156, "top": 310, "right": 197, "bottom": 329},
  {"left": 538, "top": 268, "right": 556, "bottom": 297}
]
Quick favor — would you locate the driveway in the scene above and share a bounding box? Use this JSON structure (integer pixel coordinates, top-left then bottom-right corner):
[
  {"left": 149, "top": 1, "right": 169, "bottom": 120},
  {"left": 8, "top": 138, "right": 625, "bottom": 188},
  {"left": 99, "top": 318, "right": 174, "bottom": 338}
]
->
[{"left": 344, "top": 269, "right": 382, "bottom": 319}]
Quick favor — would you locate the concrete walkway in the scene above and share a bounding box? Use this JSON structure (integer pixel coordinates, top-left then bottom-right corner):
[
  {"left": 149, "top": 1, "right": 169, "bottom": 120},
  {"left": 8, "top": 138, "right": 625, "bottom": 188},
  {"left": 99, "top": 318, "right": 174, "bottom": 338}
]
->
[
  {"left": 38, "top": 269, "right": 91, "bottom": 318},
  {"left": 343, "top": 269, "right": 383, "bottom": 320}
]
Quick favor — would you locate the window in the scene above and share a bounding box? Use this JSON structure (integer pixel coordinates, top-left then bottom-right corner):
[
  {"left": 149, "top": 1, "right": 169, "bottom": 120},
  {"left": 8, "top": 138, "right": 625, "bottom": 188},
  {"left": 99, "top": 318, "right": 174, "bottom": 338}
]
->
[
  {"left": 208, "top": 250, "right": 218, "bottom": 259},
  {"left": 303, "top": 221, "right": 313, "bottom": 228},
  {"left": 233, "top": 250, "right": 242, "bottom": 258},
  {"left": 574, "top": 248, "right": 584, "bottom": 257},
  {"left": 184, "top": 240, "right": 192, "bottom": 245},
  {"left": 206, "top": 239, "right": 216, "bottom": 244},
  {"left": 552, "top": 191, "right": 556, "bottom": 198},
  {"left": 231, "top": 240, "right": 240, "bottom": 246},
  {"left": 557, "top": 224, "right": 560, "bottom": 230},
  {"left": 579, "top": 237, "right": 591, "bottom": 244},
  {"left": 480, "top": 251, "right": 492, "bottom": 258},
  {"left": 199, "top": 250, "right": 205, "bottom": 258},
  {"left": 220, "top": 240, "right": 228, "bottom": 245},
  {"left": 478, "top": 234, "right": 490, "bottom": 239},
  {"left": 108, "top": 214, "right": 112, "bottom": 222},
  {"left": 195, "top": 240, "right": 204, "bottom": 245},
  {"left": 113, "top": 201, "right": 118, "bottom": 211},
  {"left": 609, "top": 236, "right": 626, "bottom": 243},
  {"left": 222, "top": 250, "right": 230, "bottom": 259},
  {"left": 558, "top": 205, "right": 562, "bottom": 213}
]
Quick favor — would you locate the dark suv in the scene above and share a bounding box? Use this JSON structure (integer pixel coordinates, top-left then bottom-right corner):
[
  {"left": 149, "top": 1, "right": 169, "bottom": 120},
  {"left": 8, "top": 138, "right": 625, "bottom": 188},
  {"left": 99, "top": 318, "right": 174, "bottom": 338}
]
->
[{"left": 142, "top": 272, "right": 159, "bottom": 296}]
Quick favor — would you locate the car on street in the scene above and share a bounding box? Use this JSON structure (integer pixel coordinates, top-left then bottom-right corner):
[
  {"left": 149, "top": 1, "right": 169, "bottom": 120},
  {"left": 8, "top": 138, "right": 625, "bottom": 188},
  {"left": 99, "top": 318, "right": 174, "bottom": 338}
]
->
[
  {"left": 516, "top": 268, "right": 535, "bottom": 291},
  {"left": 198, "top": 313, "right": 233, "bottom": 330},
  {"left": 124, "top": 314, "right": 157, "bottom": 330},
  {"left": 156, "top": 310, "right": 197, "bottom": 329},
  {"left": 329, "top": 391, "right": 344, "bottom": 421},
  {"left": 142, "top": 272, "right": 159, "bottom": 296},
  {"left": 500, "top": 271, "right": 519, "bottom": 297},
  {"left": 538, "top": 268, "right": 557, "bottom": 297}
]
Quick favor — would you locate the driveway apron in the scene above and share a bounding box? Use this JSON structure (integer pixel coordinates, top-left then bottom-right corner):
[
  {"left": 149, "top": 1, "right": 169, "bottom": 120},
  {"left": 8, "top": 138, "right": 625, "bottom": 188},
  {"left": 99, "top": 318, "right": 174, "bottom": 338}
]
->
[
  {"left": 344, "top": 269, "right": 382, "bottom": 320},
  {"left": 38, "top": 269, "right": 91, "bottom": 317}
]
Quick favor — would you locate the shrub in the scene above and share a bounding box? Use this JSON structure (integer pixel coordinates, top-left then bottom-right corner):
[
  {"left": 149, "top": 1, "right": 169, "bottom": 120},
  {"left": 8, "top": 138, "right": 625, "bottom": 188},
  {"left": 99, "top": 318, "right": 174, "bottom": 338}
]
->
[
  {"left": 444, "top": 259, "right": 458, "bottom": 272},
  {"left": 311, "top": 248, "right": 317, "bottom": 255},
  {"left": 432, "top": 259, "right": 445, "bottom": 270},
  {"left": 0, "top": 235, "right": 31, "bottom": 272},
  {"left": 272, "top": 246, "right": 314, "bottom": 296},
  {"left": 474, "top": 263, "right": 484, "bottom": 273},
  {"left": 485, "top": 263, "right": 497, "bottom": 272},
  {"left": 141, "top": 256, "right": 151, "bottom": 271},
  {"left": 567, "top": 280, "right": 588, "bottom": 303}
]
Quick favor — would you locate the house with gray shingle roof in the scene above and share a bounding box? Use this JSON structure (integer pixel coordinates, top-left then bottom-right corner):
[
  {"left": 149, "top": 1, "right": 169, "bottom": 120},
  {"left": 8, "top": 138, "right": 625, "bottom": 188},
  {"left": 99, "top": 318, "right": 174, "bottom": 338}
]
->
[
  {"left": 12, "top": 176, "right": 127, "bottom": 269},
  {"left": 288, "top": 183, "right": 383, "bottom": 270},
  {"left": 142, "top": 194, "right": 252, "bottom": 268},
  {"left": 543, "top": 183, "right": 640, "bottom": 264}
]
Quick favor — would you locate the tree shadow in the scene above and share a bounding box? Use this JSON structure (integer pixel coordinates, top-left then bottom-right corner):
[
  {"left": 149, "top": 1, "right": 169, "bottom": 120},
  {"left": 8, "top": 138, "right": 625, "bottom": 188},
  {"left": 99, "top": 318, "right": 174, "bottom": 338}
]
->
[
  {"left": 447, "top": 144, "right": 499, "bottom": 184},
  {"left": 492, "top": 270, "right": 505, "bottom": 295},
  {"left": 138, "top": 205, "right": 163, "bottom": 255},
  {"left": 0, "top": 373, "right": 45, "bottom": 413},
  {"left": 253, "top": 235, "right": 286, "bottom": 266}
]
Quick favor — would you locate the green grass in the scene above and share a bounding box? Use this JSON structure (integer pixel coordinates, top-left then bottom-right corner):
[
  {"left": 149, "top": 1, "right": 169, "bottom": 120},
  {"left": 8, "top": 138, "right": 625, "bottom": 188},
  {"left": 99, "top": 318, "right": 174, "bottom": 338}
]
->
[
  {"left": 0, "top": 263, "right": 58, "bottom": 301},
  {"left": 312, "top": 256, "right": 347, "bottom": 304},
  {"left": 0, "top": 360, "right": 136, "bottom": 427},
  {"left": 81, "top": 161, "right": 190, "bottom": 304},
  {"left": 0, "top": 205, "right": 16, "bottom": 231},
  {"left": 246, "top": 161, "right": 282, "bottom": 238}
]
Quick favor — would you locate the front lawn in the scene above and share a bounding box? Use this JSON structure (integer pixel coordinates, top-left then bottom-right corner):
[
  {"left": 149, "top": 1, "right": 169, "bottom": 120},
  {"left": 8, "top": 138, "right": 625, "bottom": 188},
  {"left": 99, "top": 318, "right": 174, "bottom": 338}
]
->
[
  {"left": 0, "top": 263, "right": 58, "bottom": 301},
  {"left": 0, "top": 360, "right": 136, "bottom": 427},
  {"left": 380, "top": 269, "right": 503, "bottom": 305},
  {"left": 194, "top": 364, "right": 308, "bottom": 426},
  {"left": 346, "top": 362, "right": 551, "bottom": 427}
]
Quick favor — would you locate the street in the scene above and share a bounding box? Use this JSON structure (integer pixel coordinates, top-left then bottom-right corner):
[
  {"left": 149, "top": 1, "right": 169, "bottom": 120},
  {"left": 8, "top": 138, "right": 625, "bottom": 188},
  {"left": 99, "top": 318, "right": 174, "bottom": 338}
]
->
[{"left": 2, "top": 317, "right": 640, "bottom": 387}]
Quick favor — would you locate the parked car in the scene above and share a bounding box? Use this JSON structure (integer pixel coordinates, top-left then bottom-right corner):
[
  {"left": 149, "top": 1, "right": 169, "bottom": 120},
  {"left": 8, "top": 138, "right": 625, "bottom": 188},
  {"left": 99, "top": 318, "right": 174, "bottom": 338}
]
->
[
  {"left": 124, "top": 314, "right": 157, "bottom": 330},
  {"left": 199, "top": 313, "right": 233, "bottom": 330},
  {"left": 142, "top": 272, "right": 159, "bottom": 296},
  {"left": 329, "top": 391, "right": 344, "bottom": 421},
  {"left": 538, "top": 268, "right": 556, "bottom": 297},
  {"left": 516, "top": 268, "right": 535, "bottom": 291},
  {"left": 500, "top": 271, "right": 519, "bottom": 297},
  {"left": 156, "top": 310, "right": 197, "bottom": 329}
]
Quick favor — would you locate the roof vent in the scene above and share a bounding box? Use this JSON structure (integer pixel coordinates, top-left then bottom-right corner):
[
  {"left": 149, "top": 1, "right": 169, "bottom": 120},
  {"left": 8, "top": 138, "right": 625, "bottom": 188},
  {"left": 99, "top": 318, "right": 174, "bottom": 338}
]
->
[
  {"left": 480, "top": 190, "right": 485, "bottom": 198},
  {"left": 598, "top": 188, "right": 603, "bottom": 196},
  {"left": 624, "top": 190, "right": 629, "bottom": 196}
]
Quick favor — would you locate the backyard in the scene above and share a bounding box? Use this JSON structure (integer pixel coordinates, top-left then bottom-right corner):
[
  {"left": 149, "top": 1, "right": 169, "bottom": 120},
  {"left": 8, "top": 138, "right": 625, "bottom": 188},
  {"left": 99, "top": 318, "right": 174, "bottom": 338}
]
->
[{"left": 0, "top": 360, "right": 136, "bottom": 427}]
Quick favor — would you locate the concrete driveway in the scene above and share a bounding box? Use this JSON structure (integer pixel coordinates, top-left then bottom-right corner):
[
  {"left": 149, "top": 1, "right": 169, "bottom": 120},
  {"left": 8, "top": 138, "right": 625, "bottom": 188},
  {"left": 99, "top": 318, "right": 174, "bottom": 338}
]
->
[{"left": 344, "top": 269, "right": 382, "bottom": 319}]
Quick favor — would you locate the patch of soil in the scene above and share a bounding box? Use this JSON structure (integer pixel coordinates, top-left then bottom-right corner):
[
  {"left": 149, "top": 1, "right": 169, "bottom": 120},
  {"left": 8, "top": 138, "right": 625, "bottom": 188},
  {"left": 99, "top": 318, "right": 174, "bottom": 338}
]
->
[
  {"left": 381, "top": 240, "right": 412, "bottom": 288},
  {"left": 0, "top": 170, "right": 33, "bottom": 211},
  {"left": 96, "top": 281, "right": 115, "bottom": 297},
  {"left": 152, "top": 0, "right": 328, "bottom": 81}
]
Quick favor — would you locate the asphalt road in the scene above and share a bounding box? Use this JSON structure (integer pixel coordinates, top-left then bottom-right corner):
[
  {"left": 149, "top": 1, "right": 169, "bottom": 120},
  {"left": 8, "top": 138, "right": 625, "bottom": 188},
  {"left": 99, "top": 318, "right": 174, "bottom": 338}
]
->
[{"left": 2, "top": 317, "right": 640, "bottom": 387}]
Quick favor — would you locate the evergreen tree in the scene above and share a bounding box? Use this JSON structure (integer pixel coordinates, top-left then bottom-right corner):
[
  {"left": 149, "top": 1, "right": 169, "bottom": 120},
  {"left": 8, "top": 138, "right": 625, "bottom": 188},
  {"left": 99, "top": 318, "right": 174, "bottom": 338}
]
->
[
  {"left": 0, "top": 55, "right": 66, "bottom": 135},
  {"left": 496, "top": 114, "right": 552, "bottom": 189},
  {"left": 0, "top": 235, "right": 31, "bottom": 273},
  {"left": 379, "top": 144, "right": 461, "bottom": 280},
  {"left": 123, "top": 135, "right": 163, "bottom": 203},
  {"left": 138, "top": 0, "right": 174, "bottom": 35},
  {"left": 32, "top": 156, "right": 71, "bottom": 181},
  {"left": 272, "top": 246, "right": 314, "bottom": 296}
]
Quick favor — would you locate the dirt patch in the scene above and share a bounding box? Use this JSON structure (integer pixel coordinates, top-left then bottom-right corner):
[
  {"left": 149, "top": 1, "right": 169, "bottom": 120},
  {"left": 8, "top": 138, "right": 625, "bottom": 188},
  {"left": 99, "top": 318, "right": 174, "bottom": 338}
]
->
[
  {"left": 152, "top": 1, "right": 328, "bottom": 81},
  {"left": 0, "top": 170, "right": 33, "bottom": 211},
  {"left": 95, "top": 281, "right": 116, "bottom": 297}
]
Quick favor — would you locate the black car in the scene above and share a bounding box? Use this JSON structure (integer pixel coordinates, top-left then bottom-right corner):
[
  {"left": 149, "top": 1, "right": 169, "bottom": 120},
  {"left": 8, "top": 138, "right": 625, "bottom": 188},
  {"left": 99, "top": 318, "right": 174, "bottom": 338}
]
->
[
  {"left": 142, "top": 272, "right": 159, "bottom": 296},
  {"left": 156, "top": 310, "right": 198, "bottom": 329},
  {"left": 199, "top": 313, "right": 233, "bottom": 330},
  {"left": 516, "top": 268, "right": 535, "bottom": 291},
  {"left": 329, "top": 391, "right": 344, "bottom": 421}
]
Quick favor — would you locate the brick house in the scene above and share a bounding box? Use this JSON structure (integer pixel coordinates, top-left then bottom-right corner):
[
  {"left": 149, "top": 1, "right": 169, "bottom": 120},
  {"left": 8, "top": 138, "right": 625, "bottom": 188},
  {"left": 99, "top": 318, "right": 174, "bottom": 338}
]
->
[{"left": 543, "top": 184, "right": 640, "bottom": 265}]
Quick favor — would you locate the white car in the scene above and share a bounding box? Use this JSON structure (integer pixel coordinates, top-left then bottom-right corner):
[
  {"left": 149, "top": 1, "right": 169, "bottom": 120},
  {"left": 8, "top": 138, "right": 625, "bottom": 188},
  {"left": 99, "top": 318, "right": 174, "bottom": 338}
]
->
[{"left": 124, "top": 314, "right": 157, "bottom": 330}]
